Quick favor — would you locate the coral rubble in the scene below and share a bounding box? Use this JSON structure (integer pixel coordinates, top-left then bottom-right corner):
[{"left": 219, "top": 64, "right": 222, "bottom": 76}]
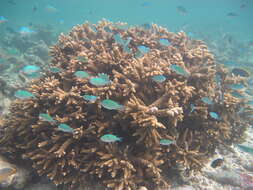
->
[{"left": 0, "top": 20, "right": 252, "bottom": 190}]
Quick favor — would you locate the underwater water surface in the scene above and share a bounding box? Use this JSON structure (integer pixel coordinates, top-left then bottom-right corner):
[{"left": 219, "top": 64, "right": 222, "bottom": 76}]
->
[{"left": 0, "top": 0, "right": 253, "bottom": 190}]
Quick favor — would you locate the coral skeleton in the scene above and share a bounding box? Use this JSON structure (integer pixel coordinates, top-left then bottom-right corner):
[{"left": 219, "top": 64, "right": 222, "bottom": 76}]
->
[{"left": 0, "top": 20, "right": 252, "bottom": 190}]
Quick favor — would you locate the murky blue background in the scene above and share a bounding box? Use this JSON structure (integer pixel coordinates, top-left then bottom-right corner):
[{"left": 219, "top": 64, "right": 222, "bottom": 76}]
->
[{"left": 1, "top": 0, "right": 253, "bottom": 40}]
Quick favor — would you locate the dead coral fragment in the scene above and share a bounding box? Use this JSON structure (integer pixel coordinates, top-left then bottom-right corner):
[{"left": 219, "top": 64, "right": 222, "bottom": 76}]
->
[{"left": 0, "top": 20, "right": 250, "bottom": 190}]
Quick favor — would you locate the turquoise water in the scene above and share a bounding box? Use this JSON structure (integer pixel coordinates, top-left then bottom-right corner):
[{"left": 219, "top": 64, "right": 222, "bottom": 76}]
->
[
  {"left": 1, "top": 0, "right": 253, "bottom": 190},
  {"left": 1, "top": 0, "right": 253, "bottom": 40}
]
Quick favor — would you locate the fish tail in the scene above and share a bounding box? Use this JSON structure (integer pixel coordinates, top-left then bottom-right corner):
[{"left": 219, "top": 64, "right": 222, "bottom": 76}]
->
[{"left": 118, "top": 137, "right": 123, "bottom": 142}]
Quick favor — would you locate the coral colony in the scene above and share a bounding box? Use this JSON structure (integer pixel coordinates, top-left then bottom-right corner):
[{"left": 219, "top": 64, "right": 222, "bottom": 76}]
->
[{"left": 0, "top": 20, "right": 253, "bottom": 190}]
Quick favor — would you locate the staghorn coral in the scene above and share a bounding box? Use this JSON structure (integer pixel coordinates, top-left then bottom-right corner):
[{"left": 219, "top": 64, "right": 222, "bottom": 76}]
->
[{"left": 0, "top": 20, "right": 252, "bottom": 190}]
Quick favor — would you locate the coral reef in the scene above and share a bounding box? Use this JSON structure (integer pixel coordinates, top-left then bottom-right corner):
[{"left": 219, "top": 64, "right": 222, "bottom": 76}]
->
[{"left": 0, "top": 20, "right": 252, "bottom": 190}]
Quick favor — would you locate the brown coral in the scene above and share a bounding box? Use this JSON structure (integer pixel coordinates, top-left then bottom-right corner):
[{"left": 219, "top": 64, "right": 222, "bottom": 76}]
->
[{"left": 0, "top": 20, "right": 252, "bottom": 190}]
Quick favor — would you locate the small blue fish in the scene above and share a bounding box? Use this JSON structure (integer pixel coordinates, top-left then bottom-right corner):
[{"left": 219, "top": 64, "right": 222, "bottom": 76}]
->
[
  {"left": 138, "top": 45, "right": 150, "bottom": 54},
  {"left": 209, "top": 112, "right": 220, "bottom": 120},
  {"left": 170, "top": 64, "right": 189, "bottom": 76},
  {"left": 89, "top": 77, "right": 110, "bottom": 86},
  {"left": 45, "top": 5, "right": 59, "bottom": 13},
  {"left": 83, "top": 94, "right": 97, "bottom": 102},
  {"left": 177, "top": 6, "right": 188, "bottom": 15},
  {"left": 6, "top": 48, "right": 20, "bottom": 55},
  {"left": 100, "top": 134, "right": 122, "bottom": 143},
  {"left": 228, "top": 83, "right": 245, "bottom": 90},
  {"left": 159, "top": 139, "right": 174, "bottom": 146},
  {"left": 19, "top": 26, "right": 35, "bottom": 35},
  {"left": 227, "top": 12, "right": 238, "bottom": 17},
  {"left": 237, "top": 144, "right": 253, "bottom": 155},
  {"left": 101, "top": 99, "right": 124, "bottom": 110},
  {"left": 232, "top": 68, "right": 249, "bottom": 77},
  {"left": 50, "top": 67, "right": 62, "bottom": 73},
  {"left": 0, "top": 16, "right": 7, "bottom": 24},
  {"left": 201, "top": 97, "right": 213, "bottom": 105},
  {"left": 231, "top": 91, "right": 245, "bottom": 99},
  {"left": 58, "top": 123, "right": 74, "bottom": 133},
  {"left": 159, "top": 39, "right": 171, "bottom": 46},
  {"left": 141, "top": 23, "right": 152, "bottom": 29},
  {"left": 39, "top": 113, "right": 55, "bottom": 123},
  {"left": 140, "top": 2, "right": 151, "bottom": 7},
  {"left": 240, "top": 4, "right": 247, "bottom": 9},
  {"left": 21, "top": 65, "right": 41, "bottom": 75},
  {"left": 74, "top": 71, "right": 89, "bottom": 78},
  {"left": 151, "top": 75, "right": 166, "bottom": 83},
  {"left": 14, "top": 90, "right": 35, "bottom": 99}
]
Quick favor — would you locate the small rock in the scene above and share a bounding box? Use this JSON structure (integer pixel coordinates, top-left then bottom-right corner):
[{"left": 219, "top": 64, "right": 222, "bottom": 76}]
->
[{"left": 204, "top": 170, "right": 242, "bottom": 187}]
